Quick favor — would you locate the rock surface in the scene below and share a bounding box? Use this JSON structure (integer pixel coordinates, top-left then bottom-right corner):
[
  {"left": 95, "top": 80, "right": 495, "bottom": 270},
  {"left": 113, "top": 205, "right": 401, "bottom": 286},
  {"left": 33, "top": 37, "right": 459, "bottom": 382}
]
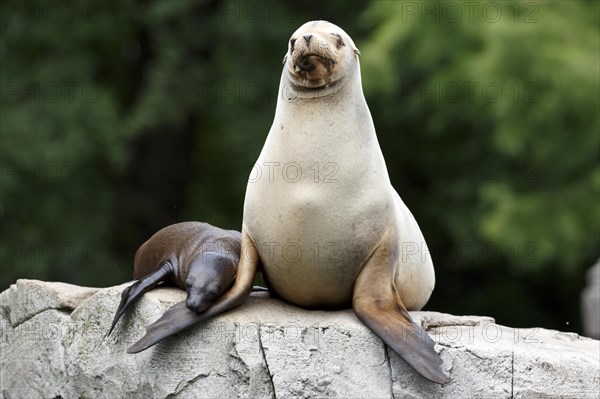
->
[{"left": 1, "top": 279, "right": 599, "bottom": 398}]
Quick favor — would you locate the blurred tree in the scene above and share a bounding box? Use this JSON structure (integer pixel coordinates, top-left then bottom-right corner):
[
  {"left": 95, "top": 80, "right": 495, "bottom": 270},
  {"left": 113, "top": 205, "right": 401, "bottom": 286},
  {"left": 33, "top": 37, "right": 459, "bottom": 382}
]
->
[
  {"left": 1, "top": 0, "right": 141, "bottom": 286},
  {"left": 1, "top": 0, "right": 598, "bottom": 334},
  {"left": 359, "top": 0, "right": 599, "bottom": 328}
]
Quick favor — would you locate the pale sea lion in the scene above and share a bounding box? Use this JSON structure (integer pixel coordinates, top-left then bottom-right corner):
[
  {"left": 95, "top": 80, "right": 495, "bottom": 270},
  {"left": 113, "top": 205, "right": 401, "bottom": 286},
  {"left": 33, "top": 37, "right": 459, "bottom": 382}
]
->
[
  {"left": 107, "top": 222, "right": 240, "bottom": 338},
  {"left": 129, "top": 21, "right": 450, "bottom": 384}
]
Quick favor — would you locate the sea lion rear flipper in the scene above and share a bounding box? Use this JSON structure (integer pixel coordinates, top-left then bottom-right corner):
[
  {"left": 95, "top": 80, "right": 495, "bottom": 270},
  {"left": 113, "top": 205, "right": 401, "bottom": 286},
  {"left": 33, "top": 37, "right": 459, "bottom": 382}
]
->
[
  {"left": 108, "top": 262, "right": 173, "bottom": 336},
  {"left": 127, "top": 231, "right": 260, "bottom": 353},
  {"left": 352, "top": 238, "right": 450, "bottom": 384},
  {"left": 127, "top": 301, "right": 201, "bottom": 353}
]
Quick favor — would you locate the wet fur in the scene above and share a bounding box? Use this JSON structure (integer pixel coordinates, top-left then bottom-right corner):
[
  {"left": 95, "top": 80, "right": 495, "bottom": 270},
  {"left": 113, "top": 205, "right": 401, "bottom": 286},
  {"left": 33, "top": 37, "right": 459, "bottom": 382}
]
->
[{"left": 108, "top": 222, "right": 240, "bottom": 339}]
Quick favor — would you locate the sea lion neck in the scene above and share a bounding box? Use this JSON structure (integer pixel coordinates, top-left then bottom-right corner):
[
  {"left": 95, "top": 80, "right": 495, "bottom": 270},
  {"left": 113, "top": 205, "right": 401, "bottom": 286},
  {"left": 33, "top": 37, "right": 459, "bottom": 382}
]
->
[{"left": 272, "top": 65, "right": 371, "bottom": 139}]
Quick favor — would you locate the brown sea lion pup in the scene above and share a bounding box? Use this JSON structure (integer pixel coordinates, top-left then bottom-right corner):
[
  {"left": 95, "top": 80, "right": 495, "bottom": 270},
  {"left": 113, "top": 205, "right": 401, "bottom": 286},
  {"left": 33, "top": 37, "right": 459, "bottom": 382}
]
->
[
  {"left": 129, "top": 21, "right": 450, "bottom": 385},
  {"left": 107, "top": 222, "right": 241, "bottom": 339}
]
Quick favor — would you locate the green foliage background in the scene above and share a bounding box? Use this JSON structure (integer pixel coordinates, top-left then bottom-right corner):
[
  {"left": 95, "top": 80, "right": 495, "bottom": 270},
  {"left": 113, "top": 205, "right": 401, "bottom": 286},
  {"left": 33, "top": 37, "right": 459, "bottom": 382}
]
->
[{"left": 1, "top": 0, "right": 598, "bottom": 333}]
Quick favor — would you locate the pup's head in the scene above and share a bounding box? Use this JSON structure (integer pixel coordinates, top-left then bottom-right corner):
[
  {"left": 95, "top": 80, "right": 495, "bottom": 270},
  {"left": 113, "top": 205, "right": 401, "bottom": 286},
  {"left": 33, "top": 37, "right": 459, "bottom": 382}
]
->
[{"left": 185, "top": 253, "right": 236, "bottom": 313}]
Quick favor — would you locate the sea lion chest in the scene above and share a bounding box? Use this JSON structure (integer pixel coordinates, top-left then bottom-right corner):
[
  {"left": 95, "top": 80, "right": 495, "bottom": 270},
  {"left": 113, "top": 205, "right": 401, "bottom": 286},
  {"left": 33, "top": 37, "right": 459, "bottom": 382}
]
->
[{"left": 244, "top": 97, "right": 393, "bottom": 308}]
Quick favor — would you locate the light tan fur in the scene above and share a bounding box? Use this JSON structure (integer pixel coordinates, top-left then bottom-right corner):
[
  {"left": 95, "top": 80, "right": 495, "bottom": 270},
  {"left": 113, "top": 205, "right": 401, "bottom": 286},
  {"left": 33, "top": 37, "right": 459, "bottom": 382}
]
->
[{"left": 243, "top": 21, "right": 435, "bottom": 310}]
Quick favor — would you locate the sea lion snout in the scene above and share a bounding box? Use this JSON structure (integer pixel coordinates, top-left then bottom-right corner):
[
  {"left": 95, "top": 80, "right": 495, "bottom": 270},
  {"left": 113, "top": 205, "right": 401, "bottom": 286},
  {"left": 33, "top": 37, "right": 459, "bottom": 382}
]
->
[
  {"left": 184, "top": 278, "right": 218, "bottom": 313},
  {"left": 296, "top": 56, "right": 316, "bottom": 72},
  {"left": 285, "top": 21, "right": 359, "bottom": 93},
  {"left": 185, "top": 295, "right": 211, "bottom": 313},
  {"left": 184, "top": 253, "right": 237, "bottom": 312},
  {"left": 290, "top": 32, "right": 331, "bottom": 56},
  {"left": 287, "top": 30, "right": 337, "bottom": 83}
]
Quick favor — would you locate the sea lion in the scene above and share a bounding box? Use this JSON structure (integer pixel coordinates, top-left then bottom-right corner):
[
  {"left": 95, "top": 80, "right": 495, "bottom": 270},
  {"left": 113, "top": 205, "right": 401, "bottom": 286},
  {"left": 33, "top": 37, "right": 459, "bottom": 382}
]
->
[
  {"left": 129, "top": 21, "right": 450, "bottom": 384},
  {"left": 107, "top": 222, "right": 240, "bottom": 338},
  {"left": 247, "top": 20, "right": 448, "bottom": 383}
]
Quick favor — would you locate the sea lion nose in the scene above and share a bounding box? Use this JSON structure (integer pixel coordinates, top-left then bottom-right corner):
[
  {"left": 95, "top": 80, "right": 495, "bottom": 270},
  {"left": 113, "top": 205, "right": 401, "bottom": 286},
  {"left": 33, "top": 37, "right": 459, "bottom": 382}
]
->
[
  {"left": 296, "top": 56, "right": 316, "bottom": 72},
  {"left": 186, "top": 298, "right": 199, "bottom": 312},
  {"left": 303, "top": 34, "right": 313, "bottom": 46}
]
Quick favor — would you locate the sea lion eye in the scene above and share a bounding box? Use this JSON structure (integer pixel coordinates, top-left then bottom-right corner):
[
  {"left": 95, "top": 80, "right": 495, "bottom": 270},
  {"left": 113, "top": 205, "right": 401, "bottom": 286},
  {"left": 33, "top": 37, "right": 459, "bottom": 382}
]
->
[
  {"left": 332, "top": 33, "right": 345, "bottom": 48},
  {"left": 290, "top": 38, "right": 296, "bottom": 51}
]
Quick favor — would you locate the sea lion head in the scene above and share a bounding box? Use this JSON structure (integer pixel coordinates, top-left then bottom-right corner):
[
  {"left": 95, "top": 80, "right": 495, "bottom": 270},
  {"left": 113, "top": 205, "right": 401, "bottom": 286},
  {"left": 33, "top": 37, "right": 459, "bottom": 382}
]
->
[
  {"left": 284, "top": 20, "right": 361, "bottom": 92},
  {"left": 185, "top": 252, "right": 237, "bottom": 313}
]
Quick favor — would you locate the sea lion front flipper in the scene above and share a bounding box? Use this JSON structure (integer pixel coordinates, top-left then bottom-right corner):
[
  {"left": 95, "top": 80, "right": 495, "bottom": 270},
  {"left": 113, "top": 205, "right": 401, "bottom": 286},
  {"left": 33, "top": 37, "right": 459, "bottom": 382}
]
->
[
  {"left": 127, "top": 231, "right": 260, "bottom": 353},
  {"left": 108, "top": 261, "right": 173, "bottom": 337},
  {"left": 352, "top": 236, "right": 450, "bottom": 384}
]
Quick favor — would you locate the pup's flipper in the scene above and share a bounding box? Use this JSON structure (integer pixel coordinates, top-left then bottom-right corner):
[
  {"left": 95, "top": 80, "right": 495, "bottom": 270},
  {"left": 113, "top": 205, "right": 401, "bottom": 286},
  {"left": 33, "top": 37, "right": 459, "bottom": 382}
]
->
[
  {"left": 127, "top": 301, "right": 200, "bottom": 353},
  {"left": 107, "top": 261, "right": 172, "bottom": 337}
]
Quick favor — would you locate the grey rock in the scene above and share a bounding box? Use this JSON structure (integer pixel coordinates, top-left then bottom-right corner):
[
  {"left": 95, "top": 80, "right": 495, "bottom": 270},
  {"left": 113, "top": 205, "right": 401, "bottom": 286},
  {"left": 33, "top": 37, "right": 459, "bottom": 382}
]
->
[
  {"left": 1, "top": 279, "right": 599, "bottom": 398},
  {"left": 0, "top": 279, "right": 99, "bottom": 327}
]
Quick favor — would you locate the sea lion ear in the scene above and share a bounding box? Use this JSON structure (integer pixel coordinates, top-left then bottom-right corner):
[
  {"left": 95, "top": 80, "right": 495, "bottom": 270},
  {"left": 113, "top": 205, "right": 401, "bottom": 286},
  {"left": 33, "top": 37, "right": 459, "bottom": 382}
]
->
[
  {"left": 354, "top": 48, "right": 361, "bottom": 57},
  {"left": 282, "top": 54, "right": 288, "bottom": 64}
]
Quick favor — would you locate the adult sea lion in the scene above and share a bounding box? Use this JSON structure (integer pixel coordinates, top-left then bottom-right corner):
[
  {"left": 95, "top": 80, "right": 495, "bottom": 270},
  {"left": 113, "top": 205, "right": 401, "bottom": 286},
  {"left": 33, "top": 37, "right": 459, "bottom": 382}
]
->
[
  {"left": 129, "top": 21, "right": 450, "bottom": 384},
  {"left": 107, "top": 222, "right": 240, "bottom": 339}
]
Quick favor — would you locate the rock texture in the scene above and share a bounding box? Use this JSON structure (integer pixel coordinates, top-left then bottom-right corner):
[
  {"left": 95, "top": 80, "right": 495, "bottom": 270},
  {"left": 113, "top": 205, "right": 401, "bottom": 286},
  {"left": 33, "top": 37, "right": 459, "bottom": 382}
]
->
[{"left": 1, "top": 279, "right": 599, "bottom": 399}]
